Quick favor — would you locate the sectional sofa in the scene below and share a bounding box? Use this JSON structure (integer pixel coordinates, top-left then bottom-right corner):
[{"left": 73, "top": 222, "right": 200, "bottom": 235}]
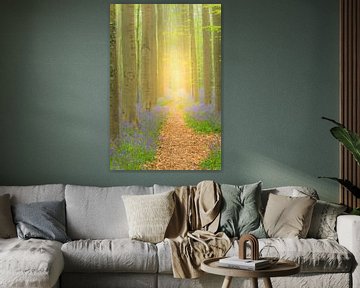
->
[{"left": 0, "top": 183, "right": 359, "bottom": 288}]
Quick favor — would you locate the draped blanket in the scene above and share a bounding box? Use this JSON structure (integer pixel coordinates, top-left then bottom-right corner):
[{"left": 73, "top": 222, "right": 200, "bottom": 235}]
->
[{"left": 165, "top": 181, "right": 231, "bottom": 278}]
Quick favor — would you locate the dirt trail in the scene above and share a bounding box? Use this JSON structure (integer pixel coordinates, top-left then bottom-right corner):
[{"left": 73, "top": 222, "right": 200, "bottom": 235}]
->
[{"left": 145, "top": 109, "right": 220, "bottom": 170}]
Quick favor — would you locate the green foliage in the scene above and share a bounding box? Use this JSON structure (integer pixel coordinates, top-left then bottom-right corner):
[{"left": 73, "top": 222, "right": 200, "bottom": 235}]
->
[
  {"left": 185, "top": 115, "right": 221, "bottom": 134},
  {"left": 157, "top": 96, "right": 172, "bottom": 107},
  {"left": 110, "top": 142, "right": 155, "bottom": 170},
  {"left": 200, "top": 147, "right": 221, "bottom": 170},
  {"left": 351, "top": 207, "right": 360, "bottom": 215},
  {"left": 203, "top": 25, "right": 221, "bottom": 33},
  {"left": 204, "top": 4, "right": 222, "bottom": 15},
  {"left": 322, "top": 117, "right": 360, "bottom": 165},
  {"left": 320, "top": 117, "right": 360, "bottom": 199},
  {"left": 318, "top": 177, "right": 360, "bottom": 199},
  {"left": 110, "top": 106, "right": 167, "bottom": 170}
]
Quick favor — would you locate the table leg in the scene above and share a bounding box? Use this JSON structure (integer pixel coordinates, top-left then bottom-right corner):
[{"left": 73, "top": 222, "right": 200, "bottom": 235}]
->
[
  {"left": 263, "top": 277, "right": 273, "bottom": 288},
  {"left": 251, "top": 278, "right": 258, "bottom": 288},
  {"left": 221, "top": 276, "right": 232, "bottom": 288}
]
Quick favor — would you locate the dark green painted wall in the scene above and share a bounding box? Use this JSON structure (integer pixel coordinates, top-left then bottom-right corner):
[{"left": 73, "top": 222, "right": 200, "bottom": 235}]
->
[{"left": 0, "top": 0, "right": 340, "bottom": 202}]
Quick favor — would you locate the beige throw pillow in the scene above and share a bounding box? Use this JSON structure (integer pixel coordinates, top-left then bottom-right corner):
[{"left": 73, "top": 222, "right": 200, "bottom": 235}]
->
[
  {"left": 263, "top": 193, "right": 316, "bottom": 238},
  {"left": 122, "top": 191, "right": 175, "bottom": 243},
  {"left": 0, "top": 194, "right": 16, "bottom": 238}
]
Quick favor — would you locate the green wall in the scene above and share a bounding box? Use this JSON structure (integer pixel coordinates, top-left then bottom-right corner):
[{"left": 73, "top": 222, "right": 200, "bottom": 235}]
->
[{"left": 0, "top": 0, "right": 340, "bottom": 202}]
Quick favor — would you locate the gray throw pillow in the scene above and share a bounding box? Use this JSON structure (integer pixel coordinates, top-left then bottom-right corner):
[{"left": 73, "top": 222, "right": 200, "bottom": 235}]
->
[
  {"left": 12, "top": 200, "right": 70, "bottom": 243},
  {"left": 307, "top": 200, "right": 347, "bottom": 240},
  {"left": 218, "top": 182, "right": 266, "bottom": 238},
  {"left": 0, "top": 194, "right": 16, "bottom": 238}
]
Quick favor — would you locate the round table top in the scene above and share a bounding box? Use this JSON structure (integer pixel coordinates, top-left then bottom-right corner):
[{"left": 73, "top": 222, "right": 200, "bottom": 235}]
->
[{"left": 201, "top": 257, "right": 300, "bottom": 278}]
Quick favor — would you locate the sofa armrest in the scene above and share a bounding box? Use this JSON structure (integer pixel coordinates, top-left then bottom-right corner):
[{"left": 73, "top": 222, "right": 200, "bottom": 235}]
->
[{"left": 337, "top": 215, "right": 360, "bottom": 288}]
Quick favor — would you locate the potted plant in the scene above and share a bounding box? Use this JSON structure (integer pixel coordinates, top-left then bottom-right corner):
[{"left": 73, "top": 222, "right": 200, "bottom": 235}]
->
[{"left": 320, "top": 117, "right": 360, "bottom": 215}]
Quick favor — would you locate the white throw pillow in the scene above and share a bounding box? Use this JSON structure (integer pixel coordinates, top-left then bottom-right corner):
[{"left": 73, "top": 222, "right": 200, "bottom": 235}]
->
[{"left": 122, "top": 191, "right": 175, "bottom": 243}]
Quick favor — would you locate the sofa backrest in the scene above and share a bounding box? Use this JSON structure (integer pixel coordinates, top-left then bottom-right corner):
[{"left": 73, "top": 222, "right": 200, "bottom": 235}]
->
[
  {"left": 261, "top": 186, "right": 319, "bottom": 212},
  {"left": 0, "top": 184, "right": 65, "bottom": 204},
  {"left": 153, "top": 184, "right": 176, "bottom": 194},
  {"left": 65, "top": 184, "right": 153, "bottom": 240}
]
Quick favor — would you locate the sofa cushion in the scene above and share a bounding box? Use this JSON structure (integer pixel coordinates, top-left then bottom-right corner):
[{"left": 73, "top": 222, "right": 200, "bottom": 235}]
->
[
  {"left": 261, "top": 238, "right": 353, "bottom": 273},
  {"left": 65, "top": 185, "right": 153, "bottom": 239},
  {"left": 263, "top": 194, "right": 316, "bottom": 238},
  {"left": 307, "top": 200, "right": 347, "bottom": 240},
  {"left": 122, "top": 191, "right": 175, "bottom": 243},
  {"left": 61, "top": 239, "right": 158, "bottom": 273},
  {"left": 218, "top": 182, "right": 266, "bottom": 238},
  {"left": 12, "top": 200, "right": 70, "bottom": 243},
  {"left": 156, "top": 240, "right": 173, "bottom": 274},
  {"left": 0, "top": 194, "right": 16, "bottom": 238},
  {"left": 233, "top": 238, "right": 353, "bottom": 273},
  {"left": 0, "top": 238, "right": 64, "bottom": 288},
  {"left": 0, "top": 184, "right": 65, "bottom": 204},
  {"left": 153, "top": 184, "right": 176, "bottom": 194},
  {"left": 261, "top": 186, "right": 319, "bottom": 213},
  {"left": 158, "top": 237, "right": 353, "bottom": 274}
]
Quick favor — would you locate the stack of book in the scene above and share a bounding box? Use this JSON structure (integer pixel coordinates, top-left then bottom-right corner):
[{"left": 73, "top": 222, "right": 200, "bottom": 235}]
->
[{"left": 218, "top": 257, "right": 271, "bottom": 270}]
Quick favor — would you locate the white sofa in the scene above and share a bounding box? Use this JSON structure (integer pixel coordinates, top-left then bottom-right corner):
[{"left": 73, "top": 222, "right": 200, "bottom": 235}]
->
[{"left": 0, "top": 184, "right": 358, "bottom": 288}]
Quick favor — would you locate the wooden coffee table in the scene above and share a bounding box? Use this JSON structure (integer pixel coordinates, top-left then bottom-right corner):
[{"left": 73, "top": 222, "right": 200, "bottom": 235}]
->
[{"left": 201, "top": 257, "right": 300, "bottom": 288}]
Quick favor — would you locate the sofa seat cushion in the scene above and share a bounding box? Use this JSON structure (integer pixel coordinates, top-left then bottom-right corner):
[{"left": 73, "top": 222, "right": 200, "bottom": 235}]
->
[
  {"left": 61, "top": 239, "right": 158, "bottom": 273},
  {"left": 0, "top": 238, "right": 64, "bottom": 288},
  {"left": 157, "top": 238, "right": 353, "bottom": 274},
  {"left": 260, "top": 238, "right": 353, "bottom": 273},
  {"left": 231, "top": 238, "right": 353, "bottom": 273}
]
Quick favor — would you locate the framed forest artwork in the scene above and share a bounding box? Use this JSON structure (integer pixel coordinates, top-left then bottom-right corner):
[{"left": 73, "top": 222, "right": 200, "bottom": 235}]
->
[{"left": 110, "top": 4, "right": 221, "bottom": 170}]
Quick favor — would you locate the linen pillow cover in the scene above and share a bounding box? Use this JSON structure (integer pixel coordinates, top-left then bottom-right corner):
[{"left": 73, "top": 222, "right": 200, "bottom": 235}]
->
[
  {"left": 0, "top": 194, "right": 16, "bottom": 238},
  {"left": 12, "top": 200, "right": 70, "bottom": 243},
  {"left": 122, "top": 190, "right": 175, "bottom": 243},
  {"left": 307, "top": 200, "right": 347, "bottom": 240},
  {"left": 218, "top": 182, "right": 266, "bottom": 238},
  {"left": 263, "top": 193, "right": 316, "bottom": 238}
]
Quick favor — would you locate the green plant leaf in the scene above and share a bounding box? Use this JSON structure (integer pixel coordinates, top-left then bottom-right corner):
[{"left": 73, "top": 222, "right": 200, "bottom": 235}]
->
[
  {"left": 351, "top": 208, "right": 360, "bottom": 215},
  {"left": 330, "top": 127, "right": 360, "bottom": 165},
  {"left": 322, "top": 117, "right": 360, "bottom": 165},
  {"left": 318, "top": 177, "right": 360, "bottom": 198}
]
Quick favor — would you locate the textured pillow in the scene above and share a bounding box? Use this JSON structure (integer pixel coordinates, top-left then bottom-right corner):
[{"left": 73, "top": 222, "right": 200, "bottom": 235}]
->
[
  {"left": 12, "top": 200, "right": 70, "bottom": 243},
  {"left": 122, "top": 191, "right": 175, "bottom": 243},
  {"left": 263, "top": 193, "right": 316, "bottom": 238},
  {"left": 307, "top": 200, "right": 347, "bottom": 240},
  {"left": 0, "top": 194, "right": 16, "bottom": 238},
  {"left": 218, "top": 182, "right": 266, "bottom": 238},
  {"left": 261, "top": 186, "right": 319, "bottom": 213}
]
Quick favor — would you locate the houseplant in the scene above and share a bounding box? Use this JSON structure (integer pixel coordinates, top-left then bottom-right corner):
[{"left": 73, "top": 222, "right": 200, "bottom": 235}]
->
[{"left": 320, "top": 117, "right": 360, "bottom": 215}]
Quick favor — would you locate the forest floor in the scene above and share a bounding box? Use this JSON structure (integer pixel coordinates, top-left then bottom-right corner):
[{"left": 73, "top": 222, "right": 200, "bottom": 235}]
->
[{"left": 144, "top": 109, "right": 220, "bottom": 170}]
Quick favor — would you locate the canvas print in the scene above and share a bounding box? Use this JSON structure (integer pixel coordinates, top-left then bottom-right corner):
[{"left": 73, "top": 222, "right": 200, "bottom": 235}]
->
[{"left": 110, "top": 4, "right": 221, "bottom": 170}]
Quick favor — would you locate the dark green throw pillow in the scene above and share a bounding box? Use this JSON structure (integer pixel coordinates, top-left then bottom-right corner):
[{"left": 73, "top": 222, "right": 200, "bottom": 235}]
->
[
  {"left": 218, "top": 182, "right": 266, "bottom": 238},
  {"left": 12, "top": 200, "right": 70, "bottom": 243}
]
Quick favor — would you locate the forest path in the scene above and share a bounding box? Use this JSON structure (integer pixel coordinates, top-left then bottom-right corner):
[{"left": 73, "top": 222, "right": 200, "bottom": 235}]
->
[{"left": 145, "top": 109, "right": 220, "bottom": 170}]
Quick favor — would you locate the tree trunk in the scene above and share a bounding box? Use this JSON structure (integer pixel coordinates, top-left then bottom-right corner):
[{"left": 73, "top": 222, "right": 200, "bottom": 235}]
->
[
  {"left": 202, "top": 6, "right": 212, "bottom": 105},
  {"left": 141, "top": 4, "right": 157, "bottom": 111},
  {"left": 110, "top": 5, "right": 119, "bottom": 141},
  {"left": 156, "top": 5, "right": 165, "bottom": 101},
  {"left": 122, "top": 4, "right": 138, "bottom": 124},
  {"left": 189, "top": 5, "right": 199, "bottom": 102},
  {"left": 212, "top": 7, "right": 221, "bottom": 113}
]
